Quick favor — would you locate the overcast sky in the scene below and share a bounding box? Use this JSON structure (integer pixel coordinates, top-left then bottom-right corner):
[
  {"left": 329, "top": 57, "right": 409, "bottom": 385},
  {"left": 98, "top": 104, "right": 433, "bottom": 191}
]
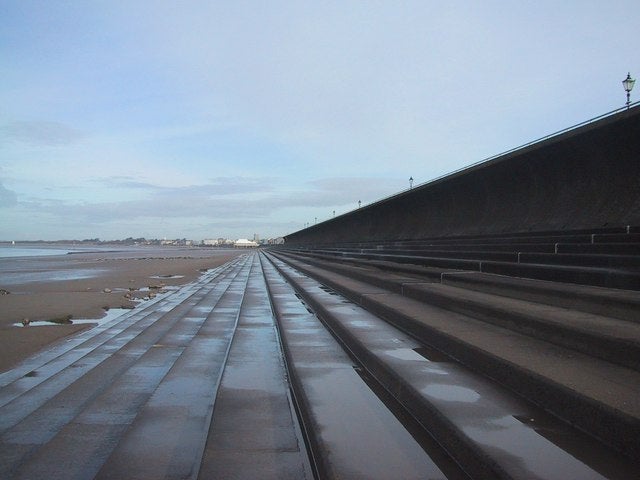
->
[{"left": 1, "top": 1, "right": 638, "bottom": 241}]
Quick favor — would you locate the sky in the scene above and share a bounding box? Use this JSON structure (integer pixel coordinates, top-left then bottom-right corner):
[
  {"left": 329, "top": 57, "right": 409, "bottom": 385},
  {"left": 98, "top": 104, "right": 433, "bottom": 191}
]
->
[{"left": 1, "top": 1, "right": 638, "bottom": 241}]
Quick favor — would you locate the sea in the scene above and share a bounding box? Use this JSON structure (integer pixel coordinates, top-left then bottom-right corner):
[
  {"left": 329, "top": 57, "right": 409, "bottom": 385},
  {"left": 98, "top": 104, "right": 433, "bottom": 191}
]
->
[{"left": 0, "top": 246, "right": 79, "bottom": 258}]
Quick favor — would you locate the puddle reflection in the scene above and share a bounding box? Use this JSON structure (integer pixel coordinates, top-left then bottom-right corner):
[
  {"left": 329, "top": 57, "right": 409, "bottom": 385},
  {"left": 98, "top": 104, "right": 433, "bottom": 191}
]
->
[{"left": 422, "top": 384, "right": 480, "bottom": 403}]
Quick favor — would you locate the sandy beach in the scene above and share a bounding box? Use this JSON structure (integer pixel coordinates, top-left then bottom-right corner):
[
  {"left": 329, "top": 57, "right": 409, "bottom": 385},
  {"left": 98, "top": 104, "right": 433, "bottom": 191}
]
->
[{"left": 0, "top": 246, "right": 245, "bottom": 373}]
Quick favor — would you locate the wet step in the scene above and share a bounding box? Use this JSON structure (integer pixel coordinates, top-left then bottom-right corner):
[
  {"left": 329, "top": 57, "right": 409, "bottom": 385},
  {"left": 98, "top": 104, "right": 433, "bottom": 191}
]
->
[
  {"left": 557, "top": 242, "right": 640, "bottom": 255},
  {"left": 93, "top": 257, "right": 253, "bottom": 480},
  {"left": 289, "top": 247, "right": 640, "bottom": 291},
  {"left": 197, "top": 254, "right": 312, "bottom": 479},
  {"left": 0, "top": 258, "right": 240, "bottom": 394},
  {"left": 0, "top": 258, "right": 245, "bottom": 430},
  {"left": 324, "top": 247, "right": 521, "bottom": 263},
  {"left": 519, "top": 251, "right": 640, "bottom": 269},
  {"left": 323, "top": 243, "right": 559, "bottom": 253},
  {"left": 264, "top": 252, "right": 640, "bottom": 479},
  {"left": 279, "top": 251, "right": 437, "bottom": 293},
  {"left": 440, "top": 271, "right": 640, "bottom": 322},
  {"left": 398, "top": 282, "right": 640, "bottom": 371},
  {"left": 260, "top": 253, "right": 460, "bottom": 480},
  {"left": 269, "top": 252, "right": 640, "bottom": 462},
  {"left": 277, "top": 251, "right": 640, "bottom": 370},
  {"left": 480, "top": 260, "right": 640, "bottom": 290},
  {"left": 282, "top": 250, "right": 640, "bottom": 320},
  {"left": 0, "top": 256, "right": 252, "bottom": 480}
]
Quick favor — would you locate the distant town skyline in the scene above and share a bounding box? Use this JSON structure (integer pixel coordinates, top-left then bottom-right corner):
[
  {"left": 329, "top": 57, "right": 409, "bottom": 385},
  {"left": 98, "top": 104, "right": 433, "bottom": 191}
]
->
[{"left": 1, "top": 2, "right": 638, "bottom": 241}]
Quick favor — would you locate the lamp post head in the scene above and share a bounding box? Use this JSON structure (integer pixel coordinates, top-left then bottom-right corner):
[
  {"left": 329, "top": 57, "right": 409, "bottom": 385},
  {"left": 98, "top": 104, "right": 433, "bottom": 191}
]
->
[
  {"left": 623, "top": 73, "right": 636, "bottom": 93},
  {"left": 623, "top": 73, "right": 635, "bottom": 107}
]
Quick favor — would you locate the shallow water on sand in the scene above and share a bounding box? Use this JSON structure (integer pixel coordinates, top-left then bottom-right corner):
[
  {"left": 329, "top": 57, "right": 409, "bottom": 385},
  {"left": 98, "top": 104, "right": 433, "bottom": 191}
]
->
[{"left": 0, "top": 246, "right": 77, "bottom": 258}]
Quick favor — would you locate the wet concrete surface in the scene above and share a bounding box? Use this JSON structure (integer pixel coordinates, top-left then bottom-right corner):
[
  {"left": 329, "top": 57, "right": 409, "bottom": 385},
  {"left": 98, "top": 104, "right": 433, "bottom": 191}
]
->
[
  {"left": 265, "top": 252, "right": 639, "bottom": 480},
  {"left": 198, "top": 254, "right": 312, "bottom": 479},
  {"left": 0, "top": 258, "right": 246, "bottom": 479},
  {"left": 261, "top": 254, "right": 454, "bottom": 479},
  {"left": 93, "top": 258, "right": 252, "bottom": 480},
  {"left": 2, "top": 249, "right": 638, "bottom": 479}
]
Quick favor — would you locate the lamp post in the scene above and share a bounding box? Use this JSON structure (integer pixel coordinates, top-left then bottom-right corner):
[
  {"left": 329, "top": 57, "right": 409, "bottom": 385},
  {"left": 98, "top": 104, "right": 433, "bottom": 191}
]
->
[
  {"left": 623, "top": 72, "right": 635, "bottom": 108},
  {"left": 409, "top": 176, "right": 414, "bottom": 189}
]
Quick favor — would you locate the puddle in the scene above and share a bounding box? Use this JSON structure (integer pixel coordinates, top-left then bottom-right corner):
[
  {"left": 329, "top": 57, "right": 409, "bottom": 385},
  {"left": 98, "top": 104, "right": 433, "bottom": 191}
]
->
[
  {"left": 385, "top": 348, "right": 427, "bottom": 362},
  {"left": 348, "top": 319, "right": 376, "bottom": 329},
  {"left": 422, "top": 384, "right": 480, "bottom": 403},
  {"left": 13, "top": 308, "right": 132, "bottom": 328},
  {"left": 384, "top": 346, "right": 451, "bottom": 363},
  {"left": 150, "top": 274, "right": 184, "bottom": 279},
  {"left": 1, "top": 269, "right": 106, "bottom": 285}
]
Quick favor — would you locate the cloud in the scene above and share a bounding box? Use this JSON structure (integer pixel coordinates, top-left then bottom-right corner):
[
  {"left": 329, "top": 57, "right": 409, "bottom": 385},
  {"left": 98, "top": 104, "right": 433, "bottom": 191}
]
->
[
  {"left": 15, "top": 175, "right": 400, "bottom": 228},
  {"left": 96, "top": 176, "right": 278, "bottom": 196},
  {"left": 0, "top": 182, "right": 18, "bottom": 207},
  {"left": 0, "top": 121, "right": 85, "bottom": 146}
]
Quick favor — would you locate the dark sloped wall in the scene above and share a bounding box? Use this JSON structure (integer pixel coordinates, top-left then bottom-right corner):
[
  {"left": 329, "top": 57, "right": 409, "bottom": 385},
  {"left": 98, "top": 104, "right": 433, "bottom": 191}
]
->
[{"left": 285, "top": 107, "right": 640, "bottom": 244}]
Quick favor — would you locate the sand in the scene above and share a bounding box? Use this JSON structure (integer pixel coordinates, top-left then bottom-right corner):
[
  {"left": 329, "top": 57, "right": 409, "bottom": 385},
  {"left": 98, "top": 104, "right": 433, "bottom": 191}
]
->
[{"left": 0, "top": 247, "right": 245, "bottom": 373}]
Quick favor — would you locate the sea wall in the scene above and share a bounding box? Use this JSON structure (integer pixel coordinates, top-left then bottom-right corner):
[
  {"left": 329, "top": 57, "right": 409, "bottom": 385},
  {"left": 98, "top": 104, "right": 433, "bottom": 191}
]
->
[{"left": 285, "top": 106, "right": 640, "bottom": 244}]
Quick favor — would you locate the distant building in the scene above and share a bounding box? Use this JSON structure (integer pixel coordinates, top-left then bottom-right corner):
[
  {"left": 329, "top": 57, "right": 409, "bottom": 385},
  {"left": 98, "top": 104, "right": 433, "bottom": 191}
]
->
[{"left": 234, "top": 238, "right": 259, "bottom": 248}]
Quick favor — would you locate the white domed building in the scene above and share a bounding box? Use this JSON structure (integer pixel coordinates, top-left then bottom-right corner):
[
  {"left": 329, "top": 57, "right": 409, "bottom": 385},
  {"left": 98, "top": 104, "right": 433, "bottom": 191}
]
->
[{"left": 234, "top": 238, "right": 259, "bottom": 248}]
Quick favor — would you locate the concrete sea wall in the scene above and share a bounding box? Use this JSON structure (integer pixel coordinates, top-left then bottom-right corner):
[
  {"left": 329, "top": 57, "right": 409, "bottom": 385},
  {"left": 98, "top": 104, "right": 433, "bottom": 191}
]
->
[{"left": 285, "top": 106, "right": 640, "bottom": 244}]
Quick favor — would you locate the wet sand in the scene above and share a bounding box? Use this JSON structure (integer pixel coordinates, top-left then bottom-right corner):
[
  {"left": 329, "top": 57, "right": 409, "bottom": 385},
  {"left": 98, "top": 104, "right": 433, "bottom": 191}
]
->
[{"left": 0, "top": 247, "right": 245, "bottom": 373}]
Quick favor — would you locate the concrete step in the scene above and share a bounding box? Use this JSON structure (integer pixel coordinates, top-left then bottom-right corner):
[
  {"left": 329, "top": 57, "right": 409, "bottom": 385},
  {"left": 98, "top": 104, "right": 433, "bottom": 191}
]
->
[
  {"left": 379, "top": 233, "right": 595, "bottom": 246},
  {"left": 439, "top": 271, "right": 640, "bottom": 323},
  {"left": 519, "top": 251, "right": 640, "bottom": 269},
  {"left": 268, "top": 252, "right": 640, "bottom": 460},
  {"left": 196, "top": 255, "right": 312, "bottom": 480},
  {"left": 358, "top": 248, "right": 519, "bottom": 262},
  {"left": 319, "top": 250, "right": 484, "bottom": 271},
  {"left": 1, "top": 257, "right": 252, "bottom": 480},
  {"left": 260, "top": 254, "right": 458, "bottom": 480},
  {"left": 287, "top": 247, "right": 640, "bottom": 291},
  {"left": 480, "top": 260, "right": 640, "bottom": 290},
  {"left": 593, "top": 233, "right": 640, "bottom": 243},
  {"left": 360, "top": 241, "right": 640, "bottom": 256},
  {"left": 94, "top": 257, "right": 254, "bottom": 480},
  {"left": 265, "top": 252, "right": 640, "bottom": 478},
  {"left": 303, "top": 246, "right": 640, "bottom": 269},
  {"left": 400, "top": 282, "right": 640, "bottom": 371},
  {"left": 557, "top": 242, "right": 640, "bottom": 255},
  {"left": 276, "top": 251, "right": 640, "bottom": 370},
  {"left": 282, "top": 250, "right": 640, "bottom": 323},
  {"left": 368, "top": 243, "right": 558, "bottom": 253}
]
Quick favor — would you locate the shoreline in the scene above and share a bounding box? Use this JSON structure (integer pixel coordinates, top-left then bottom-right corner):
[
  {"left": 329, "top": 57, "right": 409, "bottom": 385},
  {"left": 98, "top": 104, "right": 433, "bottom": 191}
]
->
[{"left": 0, "top": 247, "right": 245, "bottom": 373}]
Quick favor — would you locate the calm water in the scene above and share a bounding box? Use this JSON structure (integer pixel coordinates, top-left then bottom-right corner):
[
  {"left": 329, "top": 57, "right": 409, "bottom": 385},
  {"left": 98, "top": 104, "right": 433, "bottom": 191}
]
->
[
  {"left": 0, "top": 246, "right": 76, "bottom": 258},
  {"left": 0, "top": 245, "right": 117, "bottom": 286}
]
